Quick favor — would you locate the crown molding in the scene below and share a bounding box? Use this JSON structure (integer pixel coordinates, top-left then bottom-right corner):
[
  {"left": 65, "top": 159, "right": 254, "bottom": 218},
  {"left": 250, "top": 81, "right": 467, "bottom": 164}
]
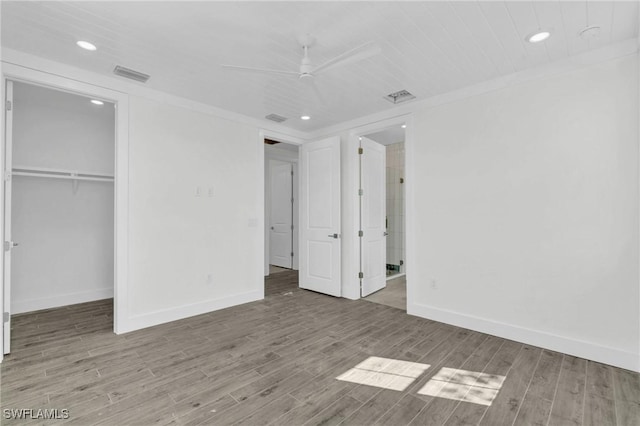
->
[
  {"left": 307, "top": 37, "right": 639, "bottom": 140},
  {"left": 2, "top": 37, "right": 637, "bottom": 143},
  {"left": 0, "top": 47, "right": 308, "bottom": 141}
]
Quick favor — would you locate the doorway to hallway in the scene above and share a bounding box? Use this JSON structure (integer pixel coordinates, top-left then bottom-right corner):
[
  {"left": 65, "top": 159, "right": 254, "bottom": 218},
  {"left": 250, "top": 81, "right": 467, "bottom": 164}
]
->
[{"left": 264, "top": 139, "right": 299, "bottom": 275}]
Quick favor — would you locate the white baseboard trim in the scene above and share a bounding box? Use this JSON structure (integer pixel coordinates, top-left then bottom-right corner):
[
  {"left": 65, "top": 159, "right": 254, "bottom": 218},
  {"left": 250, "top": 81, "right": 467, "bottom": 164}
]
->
[
  {"left": 117, "top": 290, "right": 263, "bottom": 334},
  {"left": 408, "top": 302, "right": 640, "bottom": 373},
  {"left": 13, "top": 288, "right": 114, "bottom": 314}
]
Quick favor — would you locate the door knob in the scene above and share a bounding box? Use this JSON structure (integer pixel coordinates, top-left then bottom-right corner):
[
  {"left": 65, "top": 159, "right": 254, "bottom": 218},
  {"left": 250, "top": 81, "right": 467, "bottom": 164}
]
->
[
  {"left": 270, "top": 226, "right": 274, "bottom": 230},
  {"left": 383, "top": 232, "right": 388, "bottom": 236},
  {"left": 328, "top": 233, "right": 339, "bottom": 239}
]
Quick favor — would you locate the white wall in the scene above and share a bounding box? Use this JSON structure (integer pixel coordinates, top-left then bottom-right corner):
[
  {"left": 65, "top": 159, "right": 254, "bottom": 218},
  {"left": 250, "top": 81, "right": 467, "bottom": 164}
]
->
[
  {"left": 127, "top": 96, "right": 263, "bottom": 325},
  {"left": 409, "top": 54, "right": 640, "bottom": 371},
  {"left": 11, "top": 82, "right": 114, "bottom": 313},
  {"left": 12, "top": 82, "right": 115, "bottom": 174}
]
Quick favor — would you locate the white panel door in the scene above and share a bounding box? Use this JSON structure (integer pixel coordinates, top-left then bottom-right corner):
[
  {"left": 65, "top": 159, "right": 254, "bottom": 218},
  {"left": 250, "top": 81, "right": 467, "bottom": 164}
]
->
[
  {"left": 3, "top": 81, "right": 14, "bottom": 354},
  {"left": 299, "top": 136, "right": 341, "bottom": 297},
  {"left": 269, "top": 161, "right": 293, "bottom": 268},
  {"left": 360, "top": 137, "right": 386, "bottom": 297}
]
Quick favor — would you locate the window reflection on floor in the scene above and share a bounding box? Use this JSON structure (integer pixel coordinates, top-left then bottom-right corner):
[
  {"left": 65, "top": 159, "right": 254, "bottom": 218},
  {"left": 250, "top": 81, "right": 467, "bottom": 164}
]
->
[
  {"left": 417, "top": 367, "right": 506, "bottom": 406},
  {"left": 336, "top": 356, "right": 430, "bottom": 391}
]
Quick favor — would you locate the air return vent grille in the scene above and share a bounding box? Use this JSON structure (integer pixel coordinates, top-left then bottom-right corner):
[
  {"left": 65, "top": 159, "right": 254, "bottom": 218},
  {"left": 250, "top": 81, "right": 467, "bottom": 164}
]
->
[
  {"left": 265, "top": 113, "right": 287, "bottom": 123},
  {"left": 384, "top": 90, "right": 416, "bottom": 104},
  {"left": 113, "top": 65, "right": 150, "bottom": 83}
]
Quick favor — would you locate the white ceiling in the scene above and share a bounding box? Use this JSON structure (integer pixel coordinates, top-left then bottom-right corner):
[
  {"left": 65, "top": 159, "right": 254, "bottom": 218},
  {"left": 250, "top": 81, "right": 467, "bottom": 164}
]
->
[{"left": 2, "top": 1, "right": 638, "bottom": 132}]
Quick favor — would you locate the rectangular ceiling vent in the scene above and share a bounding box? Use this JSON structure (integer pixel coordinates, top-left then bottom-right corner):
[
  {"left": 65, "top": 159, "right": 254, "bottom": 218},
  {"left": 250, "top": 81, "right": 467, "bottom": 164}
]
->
[
  {"left": 265, "top": 113, "right": 287, "bottom": 123},
  {"left": 384, "top": 90, "right": 416, "bottom": 104},
  {"left": 113, "top": 65, "right": 150, "bottom": 83}
]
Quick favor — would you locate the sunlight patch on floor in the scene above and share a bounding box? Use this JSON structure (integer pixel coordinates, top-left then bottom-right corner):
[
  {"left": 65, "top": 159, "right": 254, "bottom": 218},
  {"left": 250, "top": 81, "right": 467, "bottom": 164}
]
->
[
  {"left": 417, "top": 367, "right": 506, "bottom": 406},
  {"left": 336, "top": 356, "right": 430, "bottom": 391}
]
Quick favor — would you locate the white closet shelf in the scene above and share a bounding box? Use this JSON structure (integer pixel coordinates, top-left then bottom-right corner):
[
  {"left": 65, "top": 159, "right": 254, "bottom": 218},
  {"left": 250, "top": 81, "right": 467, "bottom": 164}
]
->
[{"left": 11, "top": 165, "right": 114, "bottom": 182}]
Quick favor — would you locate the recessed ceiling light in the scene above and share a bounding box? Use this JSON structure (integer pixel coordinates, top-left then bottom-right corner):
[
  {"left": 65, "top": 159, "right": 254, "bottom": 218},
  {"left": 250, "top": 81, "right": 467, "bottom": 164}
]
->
[
  {"left": 401, "top": 124, "right": 406, "bottom": 129},
  {"left": 77, "top": 40, "right": 97, "bottom": 51},
  {"left": 300, "top": 115, "right": 311, "bottom": 120},
  {"left": 526, "top": 30, "right": 551, "bottom": 43},
  {"left": 90, "top": 99, "right": 104, "bottom": 106}
]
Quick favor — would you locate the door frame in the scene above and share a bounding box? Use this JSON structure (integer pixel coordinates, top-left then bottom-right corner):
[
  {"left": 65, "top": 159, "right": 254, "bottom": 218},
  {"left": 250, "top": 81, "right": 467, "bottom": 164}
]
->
[
  {"left": 347, "top": 114, "right": 413, "bottom": 304},
  {"left": 1, "top": 63, "right": 130, "bottom": 359},
  {"left": 259, "top": 131, "right": 303, "bottom": 284}
]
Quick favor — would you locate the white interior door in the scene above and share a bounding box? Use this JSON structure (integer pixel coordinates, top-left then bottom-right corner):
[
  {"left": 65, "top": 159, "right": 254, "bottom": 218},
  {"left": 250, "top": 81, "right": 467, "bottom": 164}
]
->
[
  {"left": 360, "top": 137, "right": 386, "bottom": 297},
  {"left": 3, "top": 80, "right": 14, "bottom": 354},
  {"left": 269, "top": 160, "right": 293, "bottom": 269},
  {"left": 299, "top": 136, "right": 341, "bottom": 297}
]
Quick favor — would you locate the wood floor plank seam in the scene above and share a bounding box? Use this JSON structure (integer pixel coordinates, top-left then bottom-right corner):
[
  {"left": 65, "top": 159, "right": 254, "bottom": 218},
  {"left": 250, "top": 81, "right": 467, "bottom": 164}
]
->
[
  {"left": 581, "top": 359, "right": 588, "bottom": 426},
  {"left": 510, "top": 347, "right": 545, "bottom": 426},
  {"left": 612, "top": 363, "right": 621, "bottom": 426},
  {"left": 544, "top": 353, "right": 566, "bottom": 426},
  {"left": 475, "top": 343, "right": 525, "bottom": 425}
]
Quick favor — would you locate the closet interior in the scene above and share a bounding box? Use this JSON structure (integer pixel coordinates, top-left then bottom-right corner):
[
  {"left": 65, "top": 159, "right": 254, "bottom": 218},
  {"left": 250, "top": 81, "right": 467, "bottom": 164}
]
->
[{"left": 7, "top": 81, "right": 115, "bottom": 316}]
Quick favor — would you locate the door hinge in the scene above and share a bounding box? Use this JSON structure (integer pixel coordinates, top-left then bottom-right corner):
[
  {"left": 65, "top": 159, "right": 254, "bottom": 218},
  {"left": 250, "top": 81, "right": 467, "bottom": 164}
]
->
[
  {"left": 400, "top": 177, "right": 404, "bottom": 184},
  {"left": 5, "top": 100, "right": 11, "bottom": 111},
  {"left": 291, "top": 197, "right": 294, "bottom": 203},
  {"left": 290, "top": 252, "right": 294, "bottom": 257},
  {"left": 291, "top": 170, "right": 294, "bottom": 176},
  {"left": 358, "top": 272, "right": 364, "bottom": 279},
  {"left": 4, "top": 171, "right": 10, "bottom": 182},
  {"left": 3, "top": 312, "right": 9, "bottom": 323},
  {"left": 3, "top": 241, "right": 10, "bottom": 252},
  {"left": 291, "top": 225, "right": 294, "bottom": 230},
  {"left": 358, "top": 189, "right": 363, "bottom": 196},
  {"left": 400, "top": 260, "right": 404, "bottom": 265},
  {"left": 358, "top": 230, "right": 363, "bottom": 237},
  {"left": 358, "top": 147, "right": 363, "bottom": 155}
]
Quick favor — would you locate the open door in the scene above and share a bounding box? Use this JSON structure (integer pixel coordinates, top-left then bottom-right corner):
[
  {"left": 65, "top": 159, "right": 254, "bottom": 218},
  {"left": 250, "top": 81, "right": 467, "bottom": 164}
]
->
[
  {"left": 360, "top": 137, "right": 386, "bottom": 297},
  {"left": 3, "top": 80, "right": 14, "bottom": 354},
  {"left": 269, "top": 160, "right": 293, "bottom": 269},
  {"left": 299, "top": 136, "right": 341, "bottom": 297}
]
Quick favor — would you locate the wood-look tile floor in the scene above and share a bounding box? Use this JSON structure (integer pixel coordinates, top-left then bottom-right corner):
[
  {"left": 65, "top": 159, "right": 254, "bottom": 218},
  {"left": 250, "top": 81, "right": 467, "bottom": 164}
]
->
[
  {"left": 1, "top": 270, "right": 639, "bottom": 425},
  {"left": 363, "top": 275, "right": 407, "bottom": 311}
]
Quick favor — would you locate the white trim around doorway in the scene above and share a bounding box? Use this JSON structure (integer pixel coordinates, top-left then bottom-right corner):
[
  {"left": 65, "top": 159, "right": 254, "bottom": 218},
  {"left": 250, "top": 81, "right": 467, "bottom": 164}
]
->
[
  {"left": 1, "top": 62, "right": 130, "bottom": 341},
  {"left": 346, "top": 114, "right": 414, "bottom": 306}
]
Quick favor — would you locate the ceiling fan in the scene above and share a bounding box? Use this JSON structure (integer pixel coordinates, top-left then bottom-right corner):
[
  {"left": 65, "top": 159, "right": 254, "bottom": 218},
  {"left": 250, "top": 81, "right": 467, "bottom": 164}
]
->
[{"left": 221, "top": 34, "right": 381, "bottom": 82}]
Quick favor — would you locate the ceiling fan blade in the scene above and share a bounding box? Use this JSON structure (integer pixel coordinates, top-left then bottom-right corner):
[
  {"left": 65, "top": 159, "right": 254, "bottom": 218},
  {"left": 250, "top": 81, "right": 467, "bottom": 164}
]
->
[
  {"left": 312, "top": 41, "right": 381, "bottom": 75},
  {"left": 221, "top": 64, "right": 299, "bottom": 77}
]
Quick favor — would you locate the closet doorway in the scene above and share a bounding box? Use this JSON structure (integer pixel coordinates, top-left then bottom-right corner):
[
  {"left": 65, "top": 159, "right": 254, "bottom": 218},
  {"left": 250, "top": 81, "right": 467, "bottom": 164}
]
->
[{"left": 3, "top": 80, "right": 116, "bottom": 353}]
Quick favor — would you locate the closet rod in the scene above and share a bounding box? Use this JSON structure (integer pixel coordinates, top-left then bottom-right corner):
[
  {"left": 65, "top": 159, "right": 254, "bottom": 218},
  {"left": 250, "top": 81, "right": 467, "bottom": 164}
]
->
[
  {"left": 12, "top": 171, "right": 114, "bottom": 183},
  {"left": 12, "top": 165, "right": 114, "bottom": 178}
]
